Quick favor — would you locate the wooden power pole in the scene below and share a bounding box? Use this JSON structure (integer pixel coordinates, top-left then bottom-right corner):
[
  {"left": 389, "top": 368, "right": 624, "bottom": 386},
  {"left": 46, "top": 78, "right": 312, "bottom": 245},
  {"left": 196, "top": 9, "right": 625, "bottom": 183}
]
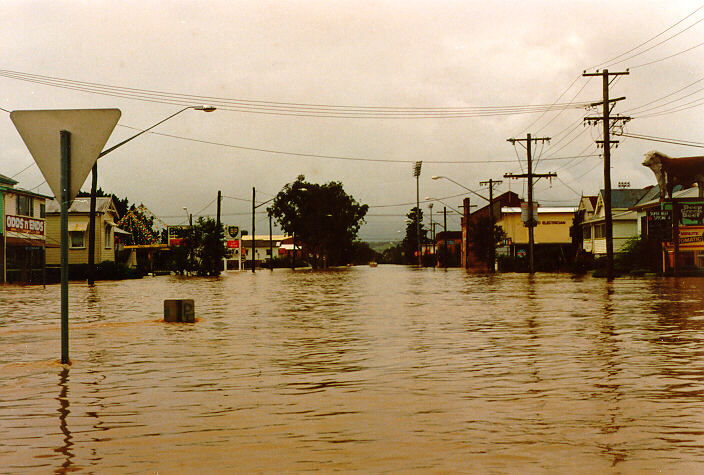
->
[
  {"left": 479, "top": 178, "right": 502, "bottom": 272},
  {"left": 505, "top": 133, "right": 555, "bottom": 274},
  {"left": 583, "top": 69, "right": 630, "bottom": 281}
]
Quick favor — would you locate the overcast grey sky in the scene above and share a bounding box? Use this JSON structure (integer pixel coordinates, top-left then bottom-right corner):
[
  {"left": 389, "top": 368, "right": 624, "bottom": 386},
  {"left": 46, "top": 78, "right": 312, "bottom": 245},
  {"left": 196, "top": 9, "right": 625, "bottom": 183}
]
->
[{"left": 1, "top": 0, "right": 703, "bottom": 240}]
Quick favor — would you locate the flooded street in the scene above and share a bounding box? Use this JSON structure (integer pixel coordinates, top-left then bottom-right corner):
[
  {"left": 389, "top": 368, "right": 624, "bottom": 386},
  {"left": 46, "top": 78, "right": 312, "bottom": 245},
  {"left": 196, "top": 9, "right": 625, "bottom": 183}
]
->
[{"left": 2, "top": 266, "right": 704, "bottom": 472}]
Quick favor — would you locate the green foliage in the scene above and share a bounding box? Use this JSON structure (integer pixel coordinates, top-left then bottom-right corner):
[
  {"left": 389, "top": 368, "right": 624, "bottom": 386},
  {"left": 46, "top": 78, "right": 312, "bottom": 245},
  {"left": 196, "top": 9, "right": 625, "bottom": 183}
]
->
[
  {"left": 468, "top": 216, "right": 506, "bottom": 268},
  {"left": 614, "top": 237, "right": 661, "bottom": 274},
  {"left": 381, "top": 243, "right": 404, "bottom": 264},
  {"left": 169, "top": 217, "right": 225, "bottom": 276},
  {"left": 270, "top": 175, "right": 369, "bottom": 268},
  {"left": 402, "top": 207, "right": 428, "bottom": 265}
]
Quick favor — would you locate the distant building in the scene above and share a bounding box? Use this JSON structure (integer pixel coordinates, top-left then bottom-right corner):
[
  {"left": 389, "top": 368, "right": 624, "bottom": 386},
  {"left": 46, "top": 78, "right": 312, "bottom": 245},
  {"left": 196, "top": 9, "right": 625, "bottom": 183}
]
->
[
  {"left": 633, "top": 185, "right": 704, "bottom": 271},
  {"left": 0, "top": 173, "right": 50, "bottom": 283},
  {"left": 45, "top": 197, "right": 129, "bottom": 266},
  {"left": 497, "top": 206, "right": 576, "bottom": 265},
  {"left": 240, "top": 234, "right": 289, "bottom": 268},
  {"left": 462, "top": 191, "right": 521, "bottom": 269},
  {"left": 580, "top": 188, "right": 649, "bottom": 256}
]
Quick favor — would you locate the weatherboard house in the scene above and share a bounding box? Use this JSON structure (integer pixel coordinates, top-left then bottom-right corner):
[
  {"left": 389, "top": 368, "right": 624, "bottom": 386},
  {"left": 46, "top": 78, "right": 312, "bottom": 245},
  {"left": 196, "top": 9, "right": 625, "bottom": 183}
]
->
[{"left": 44, "top": 197, "right": 129, "bottom": 267}]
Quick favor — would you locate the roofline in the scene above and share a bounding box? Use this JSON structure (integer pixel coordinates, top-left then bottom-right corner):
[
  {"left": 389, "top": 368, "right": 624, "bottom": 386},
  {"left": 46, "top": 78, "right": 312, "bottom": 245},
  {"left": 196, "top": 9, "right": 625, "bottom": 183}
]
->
[{"left": 0, "top": 185, "right": 53, "bottom": 200}]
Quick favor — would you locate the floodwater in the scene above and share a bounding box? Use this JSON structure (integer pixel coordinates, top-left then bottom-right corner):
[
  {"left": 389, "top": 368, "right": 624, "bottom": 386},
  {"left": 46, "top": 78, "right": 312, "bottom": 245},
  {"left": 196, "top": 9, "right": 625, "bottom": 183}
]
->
[{"left": 2, "top": 266, "right": 704, "bottom": 473}]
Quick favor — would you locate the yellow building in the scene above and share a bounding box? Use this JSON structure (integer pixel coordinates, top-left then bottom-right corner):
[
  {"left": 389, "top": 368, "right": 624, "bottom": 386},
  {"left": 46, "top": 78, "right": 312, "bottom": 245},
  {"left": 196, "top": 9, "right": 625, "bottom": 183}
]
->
[
  {"left": 498, "top": 206, "right": 575, "bottom": 248},
  {"left": 45, "top": 197, "right": 128, "bottom": 266}
]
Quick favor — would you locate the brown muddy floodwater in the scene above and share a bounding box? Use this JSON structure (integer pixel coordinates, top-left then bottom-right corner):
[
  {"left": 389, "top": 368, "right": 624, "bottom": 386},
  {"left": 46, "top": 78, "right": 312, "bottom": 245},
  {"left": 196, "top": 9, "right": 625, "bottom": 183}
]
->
[{"left": 2, "top": 266, "right": 704, "bottom": 473}]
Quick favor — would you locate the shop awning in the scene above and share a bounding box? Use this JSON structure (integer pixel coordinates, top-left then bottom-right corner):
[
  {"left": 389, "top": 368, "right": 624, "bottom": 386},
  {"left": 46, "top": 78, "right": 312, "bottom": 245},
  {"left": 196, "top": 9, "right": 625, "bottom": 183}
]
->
[{"left": 113, "top": 226, "right": 131, "bottom": 235}]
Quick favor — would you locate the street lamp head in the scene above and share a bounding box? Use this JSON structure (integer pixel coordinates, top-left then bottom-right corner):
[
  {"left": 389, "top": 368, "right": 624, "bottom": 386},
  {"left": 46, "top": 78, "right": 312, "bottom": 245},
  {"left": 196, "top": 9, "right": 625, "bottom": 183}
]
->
[
  {"left": 425, "top": 197, "right": 434, "bottom": 201},
  {"left": 193, "top": 105, "right": 216, "bottom": 112},
  {"left": 431, "top": 176, "right": 444, "bottom": 180}
]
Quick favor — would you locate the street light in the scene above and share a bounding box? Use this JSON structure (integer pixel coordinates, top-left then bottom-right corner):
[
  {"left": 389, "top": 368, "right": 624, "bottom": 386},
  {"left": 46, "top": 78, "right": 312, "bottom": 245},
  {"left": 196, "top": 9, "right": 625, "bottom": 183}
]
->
[
  {"left": 86, "top": 105, "right": 216, "bottom": 284},
  {"left": 251, "top": 187, "right": 276, "bottom": 273},
  {"left": 425, "top": 196, "right": 463, "bottom": 215}
]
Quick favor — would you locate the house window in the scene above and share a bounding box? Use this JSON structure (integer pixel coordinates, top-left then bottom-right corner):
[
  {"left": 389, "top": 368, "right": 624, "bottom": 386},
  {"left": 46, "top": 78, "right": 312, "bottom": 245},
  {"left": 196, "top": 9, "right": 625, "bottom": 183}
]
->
[
  {"left": 40, "top": 203, "right": 46, "bottom": 218},
  {"left": 105, "top": 224, "right": 112, "bottom": 249},
  {"left": 595, "top": 224, "right": 605, "bottom": 239},
  {"left": 69, "top": 231, "right": 85, "bottom": 248},
  {"left": 17, "top": 195, "right": 33, "bottom": 217},
  {"left": 584, "top": 226, "right": 591, "bottom": 239},
  {"left": 266, "top": 249, "right": 272, "bottom": 256}
]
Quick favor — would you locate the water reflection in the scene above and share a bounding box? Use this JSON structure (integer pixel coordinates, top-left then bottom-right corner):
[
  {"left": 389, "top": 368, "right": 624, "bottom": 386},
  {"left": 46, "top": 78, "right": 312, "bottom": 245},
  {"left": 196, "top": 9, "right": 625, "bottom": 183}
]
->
[
  {"left": 54, "top": 367, "right": 74, "bottom": 474},
  {"left": 2, "top": 268, "right": 704, "bottom": 472}
]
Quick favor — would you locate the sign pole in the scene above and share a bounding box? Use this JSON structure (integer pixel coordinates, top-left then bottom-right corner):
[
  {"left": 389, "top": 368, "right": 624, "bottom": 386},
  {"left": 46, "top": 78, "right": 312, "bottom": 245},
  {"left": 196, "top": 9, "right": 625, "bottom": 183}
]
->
[{"left": 60, "top": 130, "right": 71, "bottom": 364}]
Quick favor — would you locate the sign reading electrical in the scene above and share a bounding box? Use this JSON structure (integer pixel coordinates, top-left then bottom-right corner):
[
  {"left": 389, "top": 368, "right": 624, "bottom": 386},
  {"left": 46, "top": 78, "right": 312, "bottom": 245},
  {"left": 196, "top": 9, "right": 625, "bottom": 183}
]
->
[{"left": 6, "top": 215, "right": 45, "bottom": 235}]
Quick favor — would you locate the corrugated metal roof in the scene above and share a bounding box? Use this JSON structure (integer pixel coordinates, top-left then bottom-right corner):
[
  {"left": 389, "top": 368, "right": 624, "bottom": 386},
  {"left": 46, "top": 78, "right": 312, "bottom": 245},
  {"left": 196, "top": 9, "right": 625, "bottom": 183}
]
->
[
  {"left": 46, "top": 197, "right": 115, "bottom": 214},
  {"left": 601, "top": 189, "right": 649, "bottom": 209}
]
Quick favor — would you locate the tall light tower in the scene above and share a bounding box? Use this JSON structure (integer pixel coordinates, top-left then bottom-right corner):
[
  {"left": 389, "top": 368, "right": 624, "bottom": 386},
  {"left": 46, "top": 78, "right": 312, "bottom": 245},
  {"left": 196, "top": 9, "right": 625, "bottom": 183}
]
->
[{"left": 413, "top": 161, "right": 423, "bottom": 266}]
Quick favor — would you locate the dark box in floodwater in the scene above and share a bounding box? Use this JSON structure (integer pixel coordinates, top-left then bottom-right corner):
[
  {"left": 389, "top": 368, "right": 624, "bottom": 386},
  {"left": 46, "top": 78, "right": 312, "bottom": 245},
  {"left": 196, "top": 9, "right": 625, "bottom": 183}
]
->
[{"left": 164, "top": 299, "right": 195, "bottom": 323}]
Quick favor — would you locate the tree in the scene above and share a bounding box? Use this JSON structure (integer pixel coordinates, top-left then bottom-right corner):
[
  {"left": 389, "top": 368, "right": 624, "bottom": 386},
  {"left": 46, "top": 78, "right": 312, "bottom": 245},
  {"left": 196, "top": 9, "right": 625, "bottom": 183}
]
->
[
  {"left": 402, "top": 207, "right": 428, "bottom": 265},
  {"left": 169, "top": 217, "right": 225, "bottom": 276},
  {"left": 270, "top": 175, "right": 369, "bottom": 268},
  {"left": 468, "top": 216, "right": 506, "bottom": 270}
]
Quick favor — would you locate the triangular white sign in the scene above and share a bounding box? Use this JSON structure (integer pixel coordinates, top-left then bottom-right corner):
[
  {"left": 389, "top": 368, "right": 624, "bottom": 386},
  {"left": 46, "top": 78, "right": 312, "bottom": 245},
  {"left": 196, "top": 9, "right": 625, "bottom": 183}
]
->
[{"left": 10, "top": 109, "right": 121, "bottom": 201}]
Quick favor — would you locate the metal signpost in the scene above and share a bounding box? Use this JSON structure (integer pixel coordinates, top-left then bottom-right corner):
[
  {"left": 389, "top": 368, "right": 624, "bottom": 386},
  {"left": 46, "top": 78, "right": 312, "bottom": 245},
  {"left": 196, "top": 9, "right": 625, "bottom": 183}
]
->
[{"left": 11, "top": 109, "right": 121, "bottom": 364}]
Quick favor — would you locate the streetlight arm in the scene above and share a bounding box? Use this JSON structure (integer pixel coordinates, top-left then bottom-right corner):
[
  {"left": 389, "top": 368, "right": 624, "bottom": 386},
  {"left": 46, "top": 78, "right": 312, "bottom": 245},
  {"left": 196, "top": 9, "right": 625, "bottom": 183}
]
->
[
  {"left": 424, "top": 197, "right": 463, "bottom": 215},
  {"left": 432, "top": 175, "right": 489, "bottom": 202},
  {"left": 98, "top": 105, "right": 215, "bottom": 158}
]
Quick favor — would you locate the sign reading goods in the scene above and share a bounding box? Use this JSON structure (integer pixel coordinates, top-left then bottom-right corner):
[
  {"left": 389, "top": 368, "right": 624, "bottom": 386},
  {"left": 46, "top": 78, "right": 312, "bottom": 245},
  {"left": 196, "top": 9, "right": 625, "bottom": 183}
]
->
[{"left": 6, "top": 215, "right": 45, "bottom": 235}]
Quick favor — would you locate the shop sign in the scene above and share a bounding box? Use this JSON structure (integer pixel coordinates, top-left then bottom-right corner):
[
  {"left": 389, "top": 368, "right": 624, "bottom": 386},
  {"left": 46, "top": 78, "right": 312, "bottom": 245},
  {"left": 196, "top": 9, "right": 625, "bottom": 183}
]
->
[
  {"left": 167, "top": 225, "right": 190, "bottom": 246},
  {"left": 226, "top": 239, "right": 240, "bottom": 249},
  {"left": 661, "top": 201, "right": 704, "bottom": 225},
  {"left": 678, "top": 226, "right": 704, "bottom": 246},
  {"left": 6, "top": 215, "right": 45, "bottom": 235},
  {"left": 647, "top": 209, "right": 672, "bottom": 241}
]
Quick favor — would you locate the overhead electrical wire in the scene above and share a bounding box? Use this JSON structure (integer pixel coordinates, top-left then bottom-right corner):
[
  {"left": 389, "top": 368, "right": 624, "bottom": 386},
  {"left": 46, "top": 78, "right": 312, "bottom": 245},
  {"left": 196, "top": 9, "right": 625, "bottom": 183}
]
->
[
  {"left": 630, "top": 38, "right": 704, "bottom": 70},
  {"left": 589, "top": 3, "right": 704, "bottom": 70},
  {"left": 615, "top": 131, "right": 704, "bottom": 148},
  {"left": 0, "top": 69, "right": 593, "bottom": 119},
  {"left": 114, "top": 123, "right": 598, "bottom": 164}
]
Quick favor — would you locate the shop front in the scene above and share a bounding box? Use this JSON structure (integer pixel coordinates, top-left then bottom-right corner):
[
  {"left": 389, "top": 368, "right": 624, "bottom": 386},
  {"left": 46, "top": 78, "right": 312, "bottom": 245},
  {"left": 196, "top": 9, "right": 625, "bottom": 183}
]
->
[{"left": 3, "top": 214, "right": 47, "bottom": 284}]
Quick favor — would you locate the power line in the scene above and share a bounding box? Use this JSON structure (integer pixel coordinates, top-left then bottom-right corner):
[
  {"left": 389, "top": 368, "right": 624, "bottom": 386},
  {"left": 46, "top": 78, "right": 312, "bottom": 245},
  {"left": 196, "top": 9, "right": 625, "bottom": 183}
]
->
[
  {"left": 115, "top": 123, "right": 596, "bottom": 164},
  {"left": 616, "top": 131, "right": 704, "bottom": 148},
  {"left": 589, "top": 3, "right": 704, "bottom": 69},
  {"left": 0, "top": 69, "right": 593, "bottom": 119},
  {"left": 631, "top": 38, "right": 704, "bottom": 69}
]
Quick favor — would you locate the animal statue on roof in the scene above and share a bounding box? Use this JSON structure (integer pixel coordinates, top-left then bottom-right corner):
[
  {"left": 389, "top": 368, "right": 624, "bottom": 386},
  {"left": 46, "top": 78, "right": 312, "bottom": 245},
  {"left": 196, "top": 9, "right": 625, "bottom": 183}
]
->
[{"left": 642, "top": 150, "right": 704, "bottom": 199}]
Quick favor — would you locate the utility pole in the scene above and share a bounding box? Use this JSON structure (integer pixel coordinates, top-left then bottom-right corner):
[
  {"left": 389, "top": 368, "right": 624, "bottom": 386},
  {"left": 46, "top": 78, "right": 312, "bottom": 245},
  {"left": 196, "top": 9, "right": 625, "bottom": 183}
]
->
[
  {"left": 583, "top": 68, "right": 630, "bottom": 281},
  {"left": 505, "top": 133, "right": 554, "bottom": 274},
  {"left": 463, "top": 198, "right": 471, "bottom": 269},
  {"left": 413, "top": 161, "right": 423, "bottom": 266},
  {"left": 251, "top": 187, "right": 256, "bottom": 273},
  {"left": 216, "top": 190, "right": 222, "bottom": 228},
  {"left": 268, "top": 209, "right": 273, "bottom": 271},
  {"left": 428, "top": 203, "right": 435, "bottom": 265},
  {"left": 479, "top": 178, "right": 502, "bottom": 272},
  {"left": 87, "top": 164, "right": 97, "bottom": 285},
  {"left": 443, "top": 206, "right": 447, "bottom": 269}
]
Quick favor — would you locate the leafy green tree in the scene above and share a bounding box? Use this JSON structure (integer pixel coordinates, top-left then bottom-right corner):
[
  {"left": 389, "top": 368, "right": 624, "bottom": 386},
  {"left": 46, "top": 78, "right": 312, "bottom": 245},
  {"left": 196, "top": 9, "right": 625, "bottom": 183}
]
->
[
  {"left": 169, "top": 217, "right": 225, "bottom": 276},
  {"left": 270, "top": 175, "right": 369, "bottom": 269},
  {"left": 468, "top": 216, "right": 506, "bottom": 270},
  {"left": 402, "top": 207, "right": 428, "bottom": 265}
]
